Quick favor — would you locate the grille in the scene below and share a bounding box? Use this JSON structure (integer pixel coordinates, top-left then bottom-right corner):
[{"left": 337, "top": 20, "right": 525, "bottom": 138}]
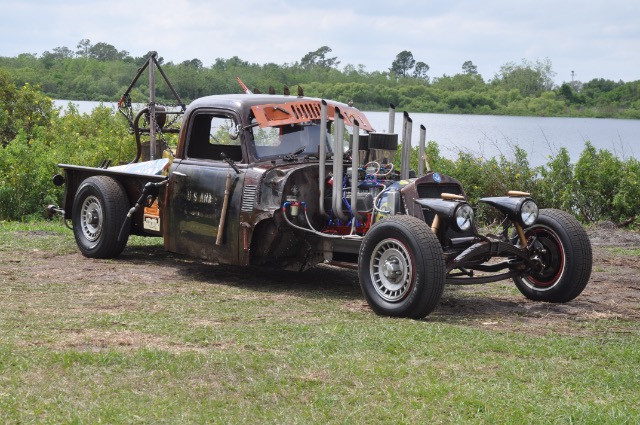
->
[
  {"left": 290, "top": 102, "right": 322, "bottom": 120},
  {"left": 416, "top": 183, "right": 463, "bottom": 199},
  {"left": 241, "top": 185, "right": 258, "bottom": 212}
]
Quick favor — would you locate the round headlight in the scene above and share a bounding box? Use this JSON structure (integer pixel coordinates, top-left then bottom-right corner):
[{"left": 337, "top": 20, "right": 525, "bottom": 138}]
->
[
  {"left": 454, "top": 204, "right": 474, "bottom": 232},
  {"left": 520, "top": 199, "right": 538, "bottom": 226}
]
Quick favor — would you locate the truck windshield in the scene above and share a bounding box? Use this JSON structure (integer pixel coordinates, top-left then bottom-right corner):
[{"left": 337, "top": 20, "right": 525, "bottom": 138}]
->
[{"left": 252, "top": 122, "right": 335, "bottom": 159}]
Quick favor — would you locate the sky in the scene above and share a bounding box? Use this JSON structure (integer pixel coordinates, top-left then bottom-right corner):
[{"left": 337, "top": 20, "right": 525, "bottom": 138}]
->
[{"left": 1, "top": 0, "right": 639, "bottom": 85}]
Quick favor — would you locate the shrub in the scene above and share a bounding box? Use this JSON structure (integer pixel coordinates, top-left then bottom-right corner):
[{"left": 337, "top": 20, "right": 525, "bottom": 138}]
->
[
  {"left": 535, "top": 147, "right": 575, "bottom": 212},
  {"left": 0, "top": 101, "right": 134, "bottom": 220},
  {"left": 574, "top": 142, "right": 623, "bottom": 222}
]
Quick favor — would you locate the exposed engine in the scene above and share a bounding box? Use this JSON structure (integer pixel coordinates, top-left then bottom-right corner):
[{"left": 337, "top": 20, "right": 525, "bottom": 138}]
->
[{"left": 281, "top": 129, "right": 405, "bottom": 239}]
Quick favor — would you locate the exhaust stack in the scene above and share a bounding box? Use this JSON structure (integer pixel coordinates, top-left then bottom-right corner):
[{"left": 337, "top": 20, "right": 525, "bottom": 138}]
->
[
  {"left": 400, "top": 112, "right": 412, "bottom": 179},
  {"left": 318, "top": 100, "right": 328, "bottom": 216},
  {"left": 388, "top": 103, "right": 396, "bottom": 133},
  {"left": 351, "top": 120, "right": 363, "bottom": 226},
  {"left": 332, "top": 109, "right": 349, "bottom": 222},
  {"left": 418, "top": 124, "right": 426, "bottom": 176}
]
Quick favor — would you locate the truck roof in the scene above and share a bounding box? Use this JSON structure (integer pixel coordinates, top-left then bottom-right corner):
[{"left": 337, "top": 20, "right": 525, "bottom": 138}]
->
[{"left": 186, "top": 94, "right": 374, "bottom": 131}]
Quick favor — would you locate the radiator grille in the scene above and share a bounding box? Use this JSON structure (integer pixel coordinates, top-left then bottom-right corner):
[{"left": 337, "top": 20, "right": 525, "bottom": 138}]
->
[
  {"left": 417, "top": 183, "right": 475, "bottom": 241},
  {"left": 416, "top": 183, "right": 464, "bottom": 199}
]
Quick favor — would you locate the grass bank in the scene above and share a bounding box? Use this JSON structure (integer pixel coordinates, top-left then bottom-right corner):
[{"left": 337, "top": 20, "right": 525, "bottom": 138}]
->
[{"left": 0, "top": 221, "right": 639, "bottom": 424}]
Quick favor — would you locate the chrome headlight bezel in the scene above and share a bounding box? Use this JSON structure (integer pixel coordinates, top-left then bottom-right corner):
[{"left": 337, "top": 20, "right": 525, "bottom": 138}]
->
[
  {"left": 519, "top": 199, "right": 539, "bottom": 226},
  {"left": 415, "top": 198, "right": 475, "bottom": 233},
  {"left": 454, "top": 203, "right": 474, "bottom": 232},
  {"left": 479, "top": 196, "right": 539, "bottom": 227}
]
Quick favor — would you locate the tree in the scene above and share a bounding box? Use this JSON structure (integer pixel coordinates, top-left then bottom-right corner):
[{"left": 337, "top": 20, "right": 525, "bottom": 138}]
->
[
  {"left": 300, "top": 46, "right": 340, "bottom": 69},
  {"left": 0, "top": 69, "right": 55, "bottom": 146},
  {"left": 226, "top": 56, "right": 249, "bottom": 68},
  {"left": 558, "top": 83, "right": 577, "bottom": 103},
  {"left": 76, "top": 39, "right": 92, "bottom": 58},
  {"left": 390, "top": 50, "right": 415, "bottom": 77},
  {"left": 211, "top": 57, "right": 228, "bottom": 71},
  {"left": 413, "top": 61, "right": 430, "bottom": 80},
  {"left": 181, "top": 58, "right": 203, "bottom": 69},
  {"left": 89, "top": 42, "right": 129, "bottom": 61},
  {"left": 582, "top": 78, "right": 621, "bottom": 94},
  {"left": 41, "top": 46, "right": 74, "bottom": 68},
  {"left": 494, "top": 58, "right": 556, "bottom": 97},
  {"left": 135, "top": 51, "right": 163, "bottom": 66},
  {"left": 43, "top": 46, "right": 75, "bottom": 60},
  {"left": 462, "top": 60, "right": 478, "bottom": 75}
]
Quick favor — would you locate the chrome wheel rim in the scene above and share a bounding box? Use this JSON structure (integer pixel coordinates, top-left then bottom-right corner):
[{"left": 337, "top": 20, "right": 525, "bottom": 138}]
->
[
  {"left": 370, "top": 238, "right": 413, "bottom": 302},
  {"left": 80, "top": 195, "right": 103, "bottom": 242}
]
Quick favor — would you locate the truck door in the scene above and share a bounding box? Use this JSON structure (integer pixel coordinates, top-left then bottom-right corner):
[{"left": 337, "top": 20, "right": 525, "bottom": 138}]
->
[{"left": 165, "top": 110, "right": 245, "bottom": 264}]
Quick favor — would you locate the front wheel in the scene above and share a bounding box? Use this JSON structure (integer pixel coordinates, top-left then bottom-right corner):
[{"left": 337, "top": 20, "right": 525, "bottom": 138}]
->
[
  {"left": 514, "top": 209, "right": 592, "bottom": 302},
  {"left": 72, "top": 176, "right": 129, "bottom": 259},
  {"left": 358, "top": 215, "right": 445, "bottom": 319}
]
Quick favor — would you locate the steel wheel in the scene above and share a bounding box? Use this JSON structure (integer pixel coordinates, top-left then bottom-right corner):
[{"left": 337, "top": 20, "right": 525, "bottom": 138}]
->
[
  {"left": 359, "top": 215, "right": 445, "bottom": 319},
  {"left": 79, "top": 195, "right": 104, "bottom": 242},
  {"left": 370, "top": 238, "right": 414, "bottom": 302},
  {"left": 72, "top": 176, "right": 129, "bottom": 259}
]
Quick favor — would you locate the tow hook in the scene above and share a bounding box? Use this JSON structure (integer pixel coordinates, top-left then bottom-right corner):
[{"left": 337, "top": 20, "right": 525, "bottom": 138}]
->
[{"left": 45, "top": 205, "right": 65, "bottom": 219}]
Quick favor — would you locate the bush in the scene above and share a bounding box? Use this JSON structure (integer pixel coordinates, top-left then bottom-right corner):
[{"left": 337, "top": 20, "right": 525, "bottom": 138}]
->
[
  {"left": 0, "top": 97, "right": 134, "bottom": 220},
  {"left": 574, "top": 142, "right": 623, "bottom": 222},
  {"left": 407, "top": 139, "right": 638, "bottom": 227},
  {"left": 535, "top": 147, "right": 575, "bottom": 212}
]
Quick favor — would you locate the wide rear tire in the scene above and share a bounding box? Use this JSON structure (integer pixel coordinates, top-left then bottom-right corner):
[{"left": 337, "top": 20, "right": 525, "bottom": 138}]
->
[
  {"left": 72, "top": 176, "right": 129, "bottom": 259},
  {"left": 513, "top": 209, "right": 592, "bottom": 302},
  {"left": 358, "top": 215, "right": 445, "bottom": 319}
]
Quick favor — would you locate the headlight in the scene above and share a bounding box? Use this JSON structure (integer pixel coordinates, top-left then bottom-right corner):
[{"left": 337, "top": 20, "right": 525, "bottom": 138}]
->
[
  {"left": 520, "top": 199, "right": 538, "bottom": 226},
  {"left": 454, "top": 204, "right": 474, "bottom": 232},
  {"left": 480, "top": 196, "right": 539, "bottom": 226},
  {"left": 415, "top": 198, "right": 474, "bottom": 233}
]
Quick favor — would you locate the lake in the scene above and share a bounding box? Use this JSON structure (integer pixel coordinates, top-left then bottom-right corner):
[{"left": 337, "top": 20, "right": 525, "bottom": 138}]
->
[{"left": 54, "top": 100, "right": 639, "bottom": 167}]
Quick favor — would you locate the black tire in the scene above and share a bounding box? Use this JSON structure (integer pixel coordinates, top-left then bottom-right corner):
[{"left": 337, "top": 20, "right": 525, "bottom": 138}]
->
[
  {"left": 358, "top": 215, "right": 445, "bottom": 319},
  {"left": 72, "top": 176, "right": 130, "bottom": 259},
  {"left": 513, "top": 209, "right": 592, "bottom": 302}
]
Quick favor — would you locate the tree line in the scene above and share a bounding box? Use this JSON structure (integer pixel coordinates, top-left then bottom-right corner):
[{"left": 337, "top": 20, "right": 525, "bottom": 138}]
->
[{"left": 1, "top": 40, "right": 639, "bottom": 118}]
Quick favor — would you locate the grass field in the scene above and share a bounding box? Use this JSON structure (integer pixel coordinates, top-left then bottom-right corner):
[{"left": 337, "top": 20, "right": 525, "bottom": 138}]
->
[{"left": 0, "top": 221, "right": 639, "bottom": 424}]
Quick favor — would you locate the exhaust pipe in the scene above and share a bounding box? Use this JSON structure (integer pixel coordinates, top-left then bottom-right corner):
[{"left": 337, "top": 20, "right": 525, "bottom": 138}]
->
[
  {"left": 388, "top": 103, "right": 396, "bottom": 133},
  {"left": 332, "top": 109, "right": 349, "bottom": 222},
  {"left": 418, "top": 124, "right": 426, "bottom": 176},
  {"left": 318, "top": 100, "right": 328, "bottom": 216},
  {"left": 400, "top": 112, "right": 412, "bottom": 180},
  {"left": 351, "top": 120, "right": 363, "bottom": 227}
]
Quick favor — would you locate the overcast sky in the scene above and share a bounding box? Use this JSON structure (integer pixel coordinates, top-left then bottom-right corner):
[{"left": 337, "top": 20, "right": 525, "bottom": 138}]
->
[{"left": 1, "top": 0, "right": 638, "bottom": 84}]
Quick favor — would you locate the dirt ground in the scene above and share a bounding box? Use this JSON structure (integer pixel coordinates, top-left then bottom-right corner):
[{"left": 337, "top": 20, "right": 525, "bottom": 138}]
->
[{"left": 3, "top": 222, "right": 640, "bottom": 335}]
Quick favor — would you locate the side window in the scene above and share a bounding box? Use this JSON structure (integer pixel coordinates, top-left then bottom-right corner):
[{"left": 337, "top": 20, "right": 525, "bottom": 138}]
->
[{"left": 187, "top": 113, "right": 243, "bottom": 161}]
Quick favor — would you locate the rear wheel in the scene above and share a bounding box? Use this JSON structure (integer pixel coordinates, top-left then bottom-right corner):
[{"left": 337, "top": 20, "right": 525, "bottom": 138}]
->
[
  {"left": 72, "top": 176, "right": 129, "bottom": 258},
  {"left": 358, "top": 215, "right": 445, "bottom": 319},
  {"left": 514, "top": 209, "right": 592, "bottom": 302}
]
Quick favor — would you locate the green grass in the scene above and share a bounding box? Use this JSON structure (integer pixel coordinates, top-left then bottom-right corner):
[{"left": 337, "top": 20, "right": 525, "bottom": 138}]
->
[{"left": 0, "top": 221, "right": 639, "bottom": 424}]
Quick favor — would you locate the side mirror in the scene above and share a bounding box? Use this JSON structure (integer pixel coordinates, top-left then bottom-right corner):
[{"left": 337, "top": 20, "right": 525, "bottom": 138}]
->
[{"left": 228, "top": 124, "right": 241, "bottom": 140}]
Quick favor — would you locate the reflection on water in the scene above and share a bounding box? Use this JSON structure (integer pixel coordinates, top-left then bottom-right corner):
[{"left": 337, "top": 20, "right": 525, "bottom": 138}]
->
[{"left": 54, "top": 100, "right": 638, "bottom": 167}]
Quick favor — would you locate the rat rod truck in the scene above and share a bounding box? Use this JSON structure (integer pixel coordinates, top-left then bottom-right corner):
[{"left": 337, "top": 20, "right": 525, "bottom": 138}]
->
[{"left": 48, "top": 73, "right": 592, "bottom": 319}]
